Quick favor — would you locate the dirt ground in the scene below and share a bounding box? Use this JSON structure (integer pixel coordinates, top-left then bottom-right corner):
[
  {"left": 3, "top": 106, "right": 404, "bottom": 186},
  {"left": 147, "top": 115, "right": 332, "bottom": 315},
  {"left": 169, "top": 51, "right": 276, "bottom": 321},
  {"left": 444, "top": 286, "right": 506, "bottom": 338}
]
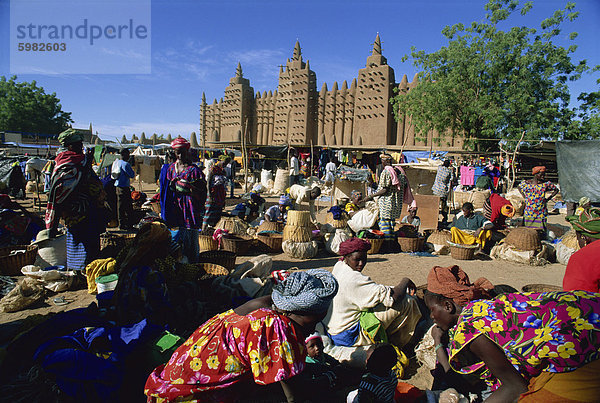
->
[{"left": 0, "top": 182, "right": 571, "bottom": 391}]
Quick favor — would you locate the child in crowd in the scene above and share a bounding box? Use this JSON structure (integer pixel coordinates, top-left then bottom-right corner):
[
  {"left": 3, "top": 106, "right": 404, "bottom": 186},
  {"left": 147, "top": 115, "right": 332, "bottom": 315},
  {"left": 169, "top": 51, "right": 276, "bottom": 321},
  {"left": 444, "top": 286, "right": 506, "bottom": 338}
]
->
[{"left": 347, "top": 343, "right": 398, "bottom": 403}]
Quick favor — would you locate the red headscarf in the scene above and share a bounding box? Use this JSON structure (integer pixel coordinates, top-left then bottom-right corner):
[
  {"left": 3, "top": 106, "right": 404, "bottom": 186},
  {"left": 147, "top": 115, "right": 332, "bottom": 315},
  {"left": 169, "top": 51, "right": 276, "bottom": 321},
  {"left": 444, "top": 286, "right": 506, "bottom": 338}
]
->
[
  {"left": 532, "top": 166, "right": 546, "bottom": 175},
  {"left": 171, "top": 137, "right": 191, "bottom": 150},
  {"left": 338, "top": 238, "right": 371, "bottom": 256},
  {"left": 427, "top": 265, "right": 493, "bottom": 306}
]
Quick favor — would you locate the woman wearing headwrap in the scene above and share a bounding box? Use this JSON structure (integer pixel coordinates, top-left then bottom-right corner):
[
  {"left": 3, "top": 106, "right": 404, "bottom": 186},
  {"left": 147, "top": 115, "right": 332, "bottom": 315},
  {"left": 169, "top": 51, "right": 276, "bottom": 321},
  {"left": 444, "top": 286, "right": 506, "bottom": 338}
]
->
[
  {"left": 345, "top": 190, "right": 363, "bottom": 218},
  {"left": 161, "top": 137, "right": 206, "bottom": 262},
  {"left": 425, "top": 266, "right": 600, "bottom": 402},
  {"left": 563, "top": 206, "right": 600, "bottom": 293},
  {"left": 518, "top": 166, "right": 558, "bottom": 231},
  {"left": 323, "top": 238, "right": 421, "bottom": 348},
  {"left": 145, "top": 269, "right": 339, "bottom": 402},
  {"left": 202, "top": 154, "right": 229, "bottom": 231},
  {"left": 362, "top": 154, "right": 414, "bottom": 249},
  {"left": 46, "top": 129, "right": 106, "bottom": 271}
]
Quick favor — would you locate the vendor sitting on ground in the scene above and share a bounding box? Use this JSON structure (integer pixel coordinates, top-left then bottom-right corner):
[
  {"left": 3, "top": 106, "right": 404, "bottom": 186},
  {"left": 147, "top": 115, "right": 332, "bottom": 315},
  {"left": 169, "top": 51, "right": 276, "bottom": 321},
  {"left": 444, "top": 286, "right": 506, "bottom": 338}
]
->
[
  {"left": 231, "top": 192, "right": 265, "bottom": 223},
  {"left": 287, "top": 184, "right": 322, "bottom": 223},
  {"left": 401, "top": 206, "right": 421, "bottom": 230},
  {"left": 345, "top": 190, "right": 363, "bottom": 218},
  {"left": 482, "top": 193, "right": 515, "bottom": 230},
  {"left": 323, "top": 238, "right": 421, "bottom": 348},
  {"left": 563, "top": 206, "right": 600, "bottom": 293},
  {"left": 425, "top": 266, "right": 600, "bottom": 402},
  {"left": 145, "top": 269, "right": 339, "bottom": 402},
  {"left": 450, "top": 202, "right": 492, "bottom": 249},
  {"left": 264, "top": 194, "right": 291, "bottom": 223}
]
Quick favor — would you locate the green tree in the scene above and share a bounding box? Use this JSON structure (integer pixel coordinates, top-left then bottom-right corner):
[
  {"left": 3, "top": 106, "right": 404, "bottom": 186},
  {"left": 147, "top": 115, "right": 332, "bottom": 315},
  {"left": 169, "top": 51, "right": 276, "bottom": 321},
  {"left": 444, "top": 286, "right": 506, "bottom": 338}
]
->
[
  {"left": 391, "top": 0, "right": 596, "bottom": 151},
  {"left": 0, "top": 75, "right": 73, "bottom": 134}
]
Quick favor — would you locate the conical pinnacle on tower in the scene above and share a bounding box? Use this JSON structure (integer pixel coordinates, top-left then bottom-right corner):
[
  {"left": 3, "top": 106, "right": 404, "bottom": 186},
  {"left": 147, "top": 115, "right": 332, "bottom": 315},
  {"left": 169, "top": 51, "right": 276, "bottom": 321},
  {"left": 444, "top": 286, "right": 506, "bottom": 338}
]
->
[
  {"left": 236, "top": 62, "right": 243, "bottom": 78},
  {"left": 292, "top": 40, "right": 302, "bottom": 61},
  {"left": 372, "top": 33, "right": 382, "bottom": 56},
  {"left": 202, "top": 92, "right": 206, "bottom": 104}
]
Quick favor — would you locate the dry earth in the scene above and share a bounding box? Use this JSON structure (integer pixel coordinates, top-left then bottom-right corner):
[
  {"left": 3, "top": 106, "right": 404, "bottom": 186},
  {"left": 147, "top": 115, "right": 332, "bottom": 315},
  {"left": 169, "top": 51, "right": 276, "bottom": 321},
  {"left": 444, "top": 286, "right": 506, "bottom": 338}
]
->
[{"left": 0, "top": 183, "right": 571, "bottom": 391}]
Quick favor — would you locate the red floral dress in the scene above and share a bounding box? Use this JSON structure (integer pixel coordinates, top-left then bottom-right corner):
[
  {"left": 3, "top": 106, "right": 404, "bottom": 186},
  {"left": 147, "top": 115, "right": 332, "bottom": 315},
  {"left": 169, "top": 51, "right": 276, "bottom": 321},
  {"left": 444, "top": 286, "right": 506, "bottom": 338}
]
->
[{"left": 145, "top": 308, "right": 306, "bottom": 402}]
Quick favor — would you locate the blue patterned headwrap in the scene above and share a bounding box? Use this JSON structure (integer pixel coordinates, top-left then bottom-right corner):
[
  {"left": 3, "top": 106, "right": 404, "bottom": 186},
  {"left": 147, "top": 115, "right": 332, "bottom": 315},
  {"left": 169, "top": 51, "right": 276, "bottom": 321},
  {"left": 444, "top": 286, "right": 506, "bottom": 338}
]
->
[{"left": 271, "top": 269, "right": 338, "bottom": 314}]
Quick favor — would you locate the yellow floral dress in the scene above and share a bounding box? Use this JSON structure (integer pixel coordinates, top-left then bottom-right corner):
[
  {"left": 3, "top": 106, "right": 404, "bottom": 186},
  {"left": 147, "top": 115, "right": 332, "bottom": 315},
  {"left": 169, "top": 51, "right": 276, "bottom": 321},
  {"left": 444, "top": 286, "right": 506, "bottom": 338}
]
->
[
  {"left": 448, "top": 291, "right": 600, "bottom": 390},
  {"left": 145, "top": 308, "right": 305, "bottom": 402}
]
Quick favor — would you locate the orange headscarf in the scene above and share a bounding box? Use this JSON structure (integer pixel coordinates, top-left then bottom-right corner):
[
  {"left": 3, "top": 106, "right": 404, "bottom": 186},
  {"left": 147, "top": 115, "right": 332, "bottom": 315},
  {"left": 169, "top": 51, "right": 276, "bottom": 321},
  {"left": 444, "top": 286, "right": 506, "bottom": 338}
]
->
[
  {"left": 500, "top": 204, "right": 515, "bottom": 218},
  {"left": 427, "top": 265, "right": 493, "bottom": 306},
  {"left": 532, "top": 166, "right": 546, "bottom": 175}
]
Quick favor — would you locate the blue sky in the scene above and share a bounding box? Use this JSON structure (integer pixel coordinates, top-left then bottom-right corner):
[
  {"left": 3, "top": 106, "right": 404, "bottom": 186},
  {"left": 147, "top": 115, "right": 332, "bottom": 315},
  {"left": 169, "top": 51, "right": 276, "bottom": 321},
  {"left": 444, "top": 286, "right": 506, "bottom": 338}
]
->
[{"left": 1, "top": 0, "right": 599, "bottom": 142}]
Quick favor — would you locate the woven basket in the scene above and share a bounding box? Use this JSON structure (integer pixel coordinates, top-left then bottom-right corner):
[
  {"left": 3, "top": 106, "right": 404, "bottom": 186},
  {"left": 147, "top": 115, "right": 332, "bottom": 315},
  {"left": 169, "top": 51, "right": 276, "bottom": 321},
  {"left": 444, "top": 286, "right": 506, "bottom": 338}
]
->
[
  {"left": 216, "top": 217, "right": 250, "bottom": 235},
  {"left": 521, "top": 284, "right": 562, "bottom": 293},
  {"left": 257, "top": 233, "right": 284, "bottom": 253},
  {"left": 199, "top": 234, "right": 219, "bottom": 251},
  {"left": 221, "top": 235, "right": 253, "bottom": 255},
  {"left": 326, "top": 213, "right": 348, "bottom": 229},
  {"left": 100, "top": 232, "right": 136, "bottom": 252},
  {"left": 283, "top": 225, "right": 312, "bottom": 242},
  {"left": 366, "top": 238, "right": 384, "bottom": 255},
  {"left": 398, "top": 237, "right": 424, "bottom": 252},
  {"left": 287, "top": 210, "right": 312, "bottom": 227},
  {"left": 181, "top": 263, "right": 229, "bottom": 282},
  {"left": 0, "top": 245, "right": 38, "bottom": 276},
  {"left": 448, "top": 241, "right": 479, "bottom": 260},
  {"left": 257, "top": 221, "right": 284, "bottom": 233},
  {"left": 427, "top": 230, "right": 452, "bottom": 245},
  {"left": 505, "top": 227, "right": 541, "bottom": 251},
  {"left": 197, "top": 250, "right": 237, "bottom": 271}
]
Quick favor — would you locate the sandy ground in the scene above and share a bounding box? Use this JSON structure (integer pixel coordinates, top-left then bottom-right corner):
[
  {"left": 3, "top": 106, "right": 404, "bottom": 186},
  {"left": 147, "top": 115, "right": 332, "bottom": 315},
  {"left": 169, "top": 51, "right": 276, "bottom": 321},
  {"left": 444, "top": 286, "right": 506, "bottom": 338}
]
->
[{"left": 0, "top": 182, "right": 571, "bottom": 390}]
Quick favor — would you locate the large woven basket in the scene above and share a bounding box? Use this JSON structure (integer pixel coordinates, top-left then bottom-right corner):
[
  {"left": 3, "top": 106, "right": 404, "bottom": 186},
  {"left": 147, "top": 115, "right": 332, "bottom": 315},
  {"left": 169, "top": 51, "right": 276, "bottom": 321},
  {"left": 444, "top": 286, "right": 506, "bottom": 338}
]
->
[
  {"left": 221, "top": 235, "right": 253, "bottom": 255},
  {"left": 0, "top": 245, "right": 38, "bottom": 276},
  {"left": 287, "top": 210, "right": 312, "bottom": 227},
  {"left": 505, "top": 227, "right": 541, "bottom": 251},
  {"left": 521, "top": 284, "right": 562, "bottom": 293},
  {"left": 326, "top": 213, "right": 348, "bottom": 229},
  {"left": 197, "top": 250, "right": 237, "bottom": 271},
  {"left": 199, "top": 234, "right": 219, "bottom": 251},
  {"left": 282, "top": 225, "right": 312, "bottom": 242},
  {"left": 398, "top": 237, "right": 425, "bottom": 252},
  {"left": 215, "top": 216, "right": 250, "bottom": 235},
  {"left": 257, "top": 221, "right": 284, "bottom": 233},
  {"left": 427, "top": 230, "right": 452, "bottom": 245},
  {"left": 100, "top": 232, "right": 136, "bottom": 252},
  {"left": 257, "top": 233, "right": 284, "bottom": 253},
  {"left": 448, "top": 241, "right": 479, "bottom": 260},
  {"left": 366, "top": 238, "right": 384, "bottom": 255}
]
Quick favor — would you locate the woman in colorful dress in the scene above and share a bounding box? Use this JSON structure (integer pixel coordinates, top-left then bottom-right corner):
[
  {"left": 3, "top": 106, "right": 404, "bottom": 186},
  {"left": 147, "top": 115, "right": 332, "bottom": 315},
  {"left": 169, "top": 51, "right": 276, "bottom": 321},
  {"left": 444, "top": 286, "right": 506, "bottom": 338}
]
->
[
  {"left": 46, "top": 129, "right": 106, "bottom": 271},
  {"left": 518, "top": 166, "right": 558, "bottom": 231},
  {"left": 202, "top": 155, "right": 228, "bottom": 232},
  {"left": 362, "top": 154, "right": 414, "bottom": 250},
  {"left": 425, "top": 266, "right": 600, "bottom": 402},
  {"left": 162, "top": 138, "right": 206, "bottom": 262},
  {"left": 144, "top": 269, "right": 339, "bottom": 402}
]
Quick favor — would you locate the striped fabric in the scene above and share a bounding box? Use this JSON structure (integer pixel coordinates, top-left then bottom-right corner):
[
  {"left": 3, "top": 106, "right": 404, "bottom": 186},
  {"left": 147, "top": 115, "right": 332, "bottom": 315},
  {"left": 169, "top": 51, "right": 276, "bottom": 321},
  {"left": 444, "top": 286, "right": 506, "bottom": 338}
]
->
[
  {"left": 356, "top": 372, "right": 398, "bottom": 403},
  {"left": 378, "top": 219, "right": 395, "bottom": 239},
  {"left": 66, "top": 226, "right": 99, "bottom": 271}
]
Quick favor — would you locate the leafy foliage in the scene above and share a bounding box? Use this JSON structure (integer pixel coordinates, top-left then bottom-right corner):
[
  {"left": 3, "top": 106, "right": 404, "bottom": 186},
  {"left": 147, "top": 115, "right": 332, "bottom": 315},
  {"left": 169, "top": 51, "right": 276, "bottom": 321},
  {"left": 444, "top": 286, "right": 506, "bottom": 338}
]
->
[
  {"left": 0, "top": 76, "right": 73, "bottom": 135},
  {"left": 391, "top": 0, "right": 598, "bottom": 151}
]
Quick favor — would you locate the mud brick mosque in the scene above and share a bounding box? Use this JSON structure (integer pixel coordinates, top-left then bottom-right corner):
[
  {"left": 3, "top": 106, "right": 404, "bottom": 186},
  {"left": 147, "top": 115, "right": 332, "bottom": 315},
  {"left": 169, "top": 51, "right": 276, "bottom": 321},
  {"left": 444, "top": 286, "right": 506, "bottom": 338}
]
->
[{"left": 200, "top": 34, "right": 463, "bottom": 150}]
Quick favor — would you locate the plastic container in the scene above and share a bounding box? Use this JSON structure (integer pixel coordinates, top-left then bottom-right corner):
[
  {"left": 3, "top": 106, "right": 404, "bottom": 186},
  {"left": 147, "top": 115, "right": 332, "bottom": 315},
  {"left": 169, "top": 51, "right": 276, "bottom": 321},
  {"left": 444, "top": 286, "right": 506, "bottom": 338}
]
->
[{"left": 96, "top": 273, "right": 119, "bottom": 294}]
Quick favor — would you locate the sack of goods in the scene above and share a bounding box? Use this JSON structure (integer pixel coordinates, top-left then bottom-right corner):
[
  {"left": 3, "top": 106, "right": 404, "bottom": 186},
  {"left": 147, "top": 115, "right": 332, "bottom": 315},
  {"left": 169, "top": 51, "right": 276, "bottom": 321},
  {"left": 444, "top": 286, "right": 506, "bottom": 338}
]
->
[{"left": 282, "top": 240, "right": 319, "bottom": 259}]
